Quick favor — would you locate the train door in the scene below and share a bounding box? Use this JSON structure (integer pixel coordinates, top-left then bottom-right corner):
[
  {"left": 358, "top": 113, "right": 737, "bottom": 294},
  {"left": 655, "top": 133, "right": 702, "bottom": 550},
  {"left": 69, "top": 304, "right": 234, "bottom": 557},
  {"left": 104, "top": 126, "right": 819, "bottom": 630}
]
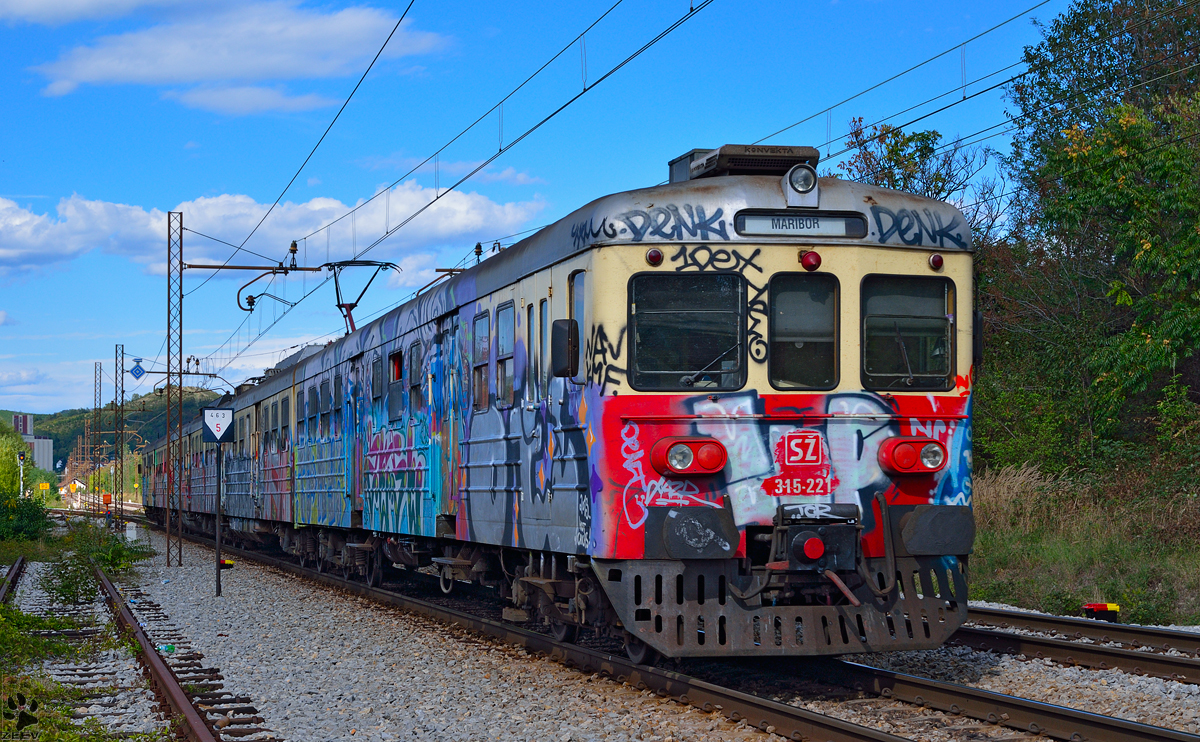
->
[
  {"left": 427, "top": 315, "right": 457, "bottom": 537},
  {"left": 546, "top": 268, "right": 589, "bottom": 553},
  {"left": 348, "top": 354, "right": 367, "bottom": 516},
  {"left": 520, "top": 270, "right": 555, "bottom": 549}
]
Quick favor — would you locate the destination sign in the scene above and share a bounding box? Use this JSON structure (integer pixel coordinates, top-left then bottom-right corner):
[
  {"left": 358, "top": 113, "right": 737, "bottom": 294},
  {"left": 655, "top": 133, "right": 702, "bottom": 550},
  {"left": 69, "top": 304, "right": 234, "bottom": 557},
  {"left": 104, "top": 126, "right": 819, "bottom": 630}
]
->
[{"left": 736, "top": 211, "right": 867, "bottom": 238}]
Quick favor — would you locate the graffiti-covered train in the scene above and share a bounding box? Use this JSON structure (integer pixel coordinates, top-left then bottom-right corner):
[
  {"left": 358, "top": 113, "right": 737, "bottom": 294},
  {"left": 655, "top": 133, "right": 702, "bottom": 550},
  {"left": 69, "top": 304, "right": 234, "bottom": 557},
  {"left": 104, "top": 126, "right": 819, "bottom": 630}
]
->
[{"left": 144, "top": 145, "right": 977, "bottom": 663}]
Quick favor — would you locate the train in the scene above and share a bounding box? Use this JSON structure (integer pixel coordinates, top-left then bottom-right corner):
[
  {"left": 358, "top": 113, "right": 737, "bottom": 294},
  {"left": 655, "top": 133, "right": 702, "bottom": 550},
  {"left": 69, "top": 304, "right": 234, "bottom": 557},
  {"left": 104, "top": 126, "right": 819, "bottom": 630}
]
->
[{"left": 143, "top": 144, "right": 977, "bottom": 663}]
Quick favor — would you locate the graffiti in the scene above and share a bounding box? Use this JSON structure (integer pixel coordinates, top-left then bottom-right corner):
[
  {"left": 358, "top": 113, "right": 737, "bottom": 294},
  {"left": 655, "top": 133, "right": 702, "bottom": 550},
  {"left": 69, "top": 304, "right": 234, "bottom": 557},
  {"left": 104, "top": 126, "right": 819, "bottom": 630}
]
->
[
  {"left": 669, "top": 245, "right": 770, "bottom": 361},
  {"left": 871, "top": 206, "right": 968, "bottom": 249},
  {"left": 781, "top": 502, "right": 834, "bottom": 519},
  {"left": 570, "top": 217, "right": 619, "bottom": 249},
  {"left": 619, "top": 422, "right": 717, "bottom": 530},
  {"left": 691, "top": 394, "right": 775, "bottom": 524},
  {"left": 570, "top": 205, "right": 729, "bottom": 249},
  {"left": 586, "top": 324, "right": 626, "bottom": 395}
]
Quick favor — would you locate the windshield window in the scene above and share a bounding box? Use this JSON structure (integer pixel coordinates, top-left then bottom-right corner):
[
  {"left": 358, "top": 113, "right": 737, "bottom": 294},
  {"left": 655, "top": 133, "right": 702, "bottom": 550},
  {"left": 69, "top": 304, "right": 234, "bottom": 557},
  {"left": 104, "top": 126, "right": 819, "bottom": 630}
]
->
[
  {"left": 770, "top": 273, "right": 838, "bottom": 389},
  {"left": 861, "top": 275, "right": 954, "bottom": 390},
  {"left": 630, "top": 273, "right": 744, "bottom": 390}
]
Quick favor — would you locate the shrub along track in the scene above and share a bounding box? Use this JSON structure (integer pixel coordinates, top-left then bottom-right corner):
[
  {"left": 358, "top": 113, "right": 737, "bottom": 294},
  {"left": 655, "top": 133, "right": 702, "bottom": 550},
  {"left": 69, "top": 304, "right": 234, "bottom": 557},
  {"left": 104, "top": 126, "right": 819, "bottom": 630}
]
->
[
  {"left": 1, "top": 552, "right": 273, "bottom": 742},
  {"left": 139, "top": 523, "right": 1200, "bottom": 742}
]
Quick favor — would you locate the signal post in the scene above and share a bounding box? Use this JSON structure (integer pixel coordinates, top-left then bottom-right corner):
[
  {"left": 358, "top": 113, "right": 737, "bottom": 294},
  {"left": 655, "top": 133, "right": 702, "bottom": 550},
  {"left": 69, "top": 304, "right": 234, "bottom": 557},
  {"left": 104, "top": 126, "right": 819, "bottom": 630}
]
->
[{"left": 201, "top": 407, "right": 235, "bottom": 596}]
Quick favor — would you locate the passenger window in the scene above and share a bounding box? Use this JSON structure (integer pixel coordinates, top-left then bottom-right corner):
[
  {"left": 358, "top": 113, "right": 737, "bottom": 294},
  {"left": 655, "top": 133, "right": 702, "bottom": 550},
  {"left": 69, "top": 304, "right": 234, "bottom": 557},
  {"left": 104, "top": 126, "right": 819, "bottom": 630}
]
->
[
  {"left": 271, "top": 402, "right": 280, "bottom": 449},
  {"left": 630, "top": 273, "right": 745, "bottom": 390},
  {"left": 408, "top": 343, "right": 424, "bottom": 415},
  {"left": 539, "top": 299, "right": 548, "bottom": 397},
  {"left": 473, "top": 313, "right": 490, "bottom": 411},
  {"left": 496, "top": 303, "right": 515, "bottom": 407},
  {"left": 320, "top": 380, "right": 331, "bottom": 437},
  {"left": 861, "top": 275, "right": 954, "bottom": 390},
  {"left": 372, "top": 357, "right": 383, "bottom": 400},
  {"left": 769, "top": 274, "right": 838, "bottom": 389},
  {"left": 526, "top": 304, "right": 538, "bottom": 401},
  {"left": 280, "top": 396, "right": 290, "bottom": 451},
  {"left": 570, "top": 272, "right": 586, "bottom": 383},
  {"left": 307, "top": 387, "right": 318, "bottom": 440},
  {"left": 387, "top": 350, "right": 405, "bottom": 421},
  {"left": 333, "top": 374, "right": 344, "bottom": 437}
]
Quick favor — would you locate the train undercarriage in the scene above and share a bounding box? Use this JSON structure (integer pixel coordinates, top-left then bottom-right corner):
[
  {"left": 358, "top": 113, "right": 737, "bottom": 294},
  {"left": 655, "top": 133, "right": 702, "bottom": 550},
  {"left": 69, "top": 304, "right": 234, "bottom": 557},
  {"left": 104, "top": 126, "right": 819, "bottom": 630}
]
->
[{"left": 147, "top": 503, "right": 969, "bottom": 664}]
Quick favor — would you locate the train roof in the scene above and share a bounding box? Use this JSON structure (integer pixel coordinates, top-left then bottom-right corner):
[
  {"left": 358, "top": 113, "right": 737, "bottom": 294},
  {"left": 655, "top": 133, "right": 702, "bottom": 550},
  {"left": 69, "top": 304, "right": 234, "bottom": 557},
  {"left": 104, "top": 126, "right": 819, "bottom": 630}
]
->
[{"left": 142, "top": 169, "right": 974, "bottom": 442}]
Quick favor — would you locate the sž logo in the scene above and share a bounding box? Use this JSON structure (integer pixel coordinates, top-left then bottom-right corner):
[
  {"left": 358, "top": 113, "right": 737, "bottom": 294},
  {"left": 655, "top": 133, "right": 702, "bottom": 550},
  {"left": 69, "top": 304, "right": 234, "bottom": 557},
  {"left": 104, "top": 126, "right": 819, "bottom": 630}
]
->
[
  {"left": 783, "top": 431, "right": 823, "bottom": 466},
  {"left": 3, "top": 692, "right": 39, "bottom": 734}
]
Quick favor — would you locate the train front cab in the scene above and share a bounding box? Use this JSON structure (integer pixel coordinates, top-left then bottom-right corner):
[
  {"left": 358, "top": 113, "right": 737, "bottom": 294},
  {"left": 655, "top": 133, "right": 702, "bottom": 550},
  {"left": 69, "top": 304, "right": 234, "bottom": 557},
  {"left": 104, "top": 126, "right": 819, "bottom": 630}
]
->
[{"left": 586, "top": 236, "right": 974, "bottom": 658}]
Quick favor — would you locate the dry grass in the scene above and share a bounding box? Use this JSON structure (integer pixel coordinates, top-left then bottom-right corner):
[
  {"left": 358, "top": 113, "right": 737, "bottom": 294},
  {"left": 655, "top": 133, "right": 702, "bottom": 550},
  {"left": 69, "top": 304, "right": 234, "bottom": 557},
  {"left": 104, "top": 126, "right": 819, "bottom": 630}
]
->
[{"left": 970, "top": 463, "right": 1200, "bottom": 624}]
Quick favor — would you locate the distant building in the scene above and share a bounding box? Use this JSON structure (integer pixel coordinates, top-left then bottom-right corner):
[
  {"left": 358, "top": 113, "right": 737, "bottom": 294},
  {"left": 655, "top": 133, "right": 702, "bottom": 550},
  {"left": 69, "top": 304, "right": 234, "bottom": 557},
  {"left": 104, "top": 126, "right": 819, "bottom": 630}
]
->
[
  {"left": 20, "top": 434, "right": 53, "bottom": 471},
  {"left": 12, "top": 413, "right": 32, "bottom": 435}
]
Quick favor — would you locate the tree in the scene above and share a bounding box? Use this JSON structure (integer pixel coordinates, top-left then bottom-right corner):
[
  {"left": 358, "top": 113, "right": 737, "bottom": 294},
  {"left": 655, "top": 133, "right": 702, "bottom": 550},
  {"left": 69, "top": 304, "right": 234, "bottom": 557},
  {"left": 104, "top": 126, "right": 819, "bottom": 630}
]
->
[
  {"left": 1039, "top": 95, "right": 1200, "bottom": 425},
  {"left": 1007, "top": 0, "right": 1200, "bottom": 210}
]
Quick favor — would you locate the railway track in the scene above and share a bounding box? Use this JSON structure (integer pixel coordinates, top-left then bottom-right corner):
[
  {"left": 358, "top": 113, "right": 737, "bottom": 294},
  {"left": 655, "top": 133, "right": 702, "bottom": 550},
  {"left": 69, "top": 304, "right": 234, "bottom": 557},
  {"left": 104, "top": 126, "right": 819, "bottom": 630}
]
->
[
  {"left": 144, "top": 524, "right": 1200, "bottom": 742},
  {"left": 1, "top": 553, "right": 275, "bottom": 742},
  {"left": 968, "top": 606, "right": 1200, "bottom": 655}
]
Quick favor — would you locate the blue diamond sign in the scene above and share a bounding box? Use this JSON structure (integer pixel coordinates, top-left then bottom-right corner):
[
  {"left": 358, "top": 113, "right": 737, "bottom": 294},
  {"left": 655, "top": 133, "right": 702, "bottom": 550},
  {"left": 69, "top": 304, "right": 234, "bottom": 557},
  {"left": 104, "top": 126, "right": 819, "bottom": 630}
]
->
[{"left": 130, "top": 361, "right": 145, "bottom": 380}]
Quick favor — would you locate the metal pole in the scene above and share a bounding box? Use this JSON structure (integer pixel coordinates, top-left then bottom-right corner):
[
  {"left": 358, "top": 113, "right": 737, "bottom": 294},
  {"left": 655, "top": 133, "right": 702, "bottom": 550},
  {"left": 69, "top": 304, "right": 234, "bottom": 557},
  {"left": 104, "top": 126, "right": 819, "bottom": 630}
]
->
[
  {"left": 93, "top": 362, "right": 102, "bottom": 514},
  {"left": 18, "top": 455, "right": 23, "bottom": 498},
  {"left": 215, "top": 443, "right": 223, "bottom": 597},
  {"left": 166, "top": 211, "right": 184, "bottom": 566},
  {"left": 114, "top": 344, "right": 125, "bottom": 526}
]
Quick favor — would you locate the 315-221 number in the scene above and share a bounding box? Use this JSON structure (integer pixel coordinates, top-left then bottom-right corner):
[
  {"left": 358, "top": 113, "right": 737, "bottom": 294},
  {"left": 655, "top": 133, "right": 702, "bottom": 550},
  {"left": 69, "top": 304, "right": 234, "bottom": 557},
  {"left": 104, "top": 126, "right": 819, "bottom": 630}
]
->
[{"left": 772, "top": 476, "right": 829, "bottom": 495}]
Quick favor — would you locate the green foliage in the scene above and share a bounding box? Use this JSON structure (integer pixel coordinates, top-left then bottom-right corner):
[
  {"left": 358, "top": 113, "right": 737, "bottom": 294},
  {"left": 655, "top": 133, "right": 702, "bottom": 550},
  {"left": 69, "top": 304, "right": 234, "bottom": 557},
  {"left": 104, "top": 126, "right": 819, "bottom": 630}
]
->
[
  {"left": 0, "top": 606, "right": 78, "bottom": 674},
  {"left": 34, "top": 522, "right": 154, "bottom": 607},
  {"left": 2, "top": 664, "right": 174, "bottom": 741}
]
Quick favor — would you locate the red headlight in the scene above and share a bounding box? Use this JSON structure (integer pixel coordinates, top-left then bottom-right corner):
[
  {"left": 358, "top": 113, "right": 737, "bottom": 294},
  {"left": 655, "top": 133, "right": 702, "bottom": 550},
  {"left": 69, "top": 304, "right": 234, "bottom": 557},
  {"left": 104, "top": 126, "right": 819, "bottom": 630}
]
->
[
  {"left": 878, "top": 437, "right": 947, "bottom": 475},
  {"left": 650, "top": 437, "right": 727, "bottom": 476}
]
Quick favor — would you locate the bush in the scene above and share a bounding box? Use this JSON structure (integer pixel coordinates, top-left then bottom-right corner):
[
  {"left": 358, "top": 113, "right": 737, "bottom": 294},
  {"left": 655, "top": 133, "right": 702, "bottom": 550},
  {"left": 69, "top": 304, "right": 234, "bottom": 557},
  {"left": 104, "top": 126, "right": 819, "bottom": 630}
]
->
[{"left": 0, "top": 490, "right": 50, "bottom": 541}]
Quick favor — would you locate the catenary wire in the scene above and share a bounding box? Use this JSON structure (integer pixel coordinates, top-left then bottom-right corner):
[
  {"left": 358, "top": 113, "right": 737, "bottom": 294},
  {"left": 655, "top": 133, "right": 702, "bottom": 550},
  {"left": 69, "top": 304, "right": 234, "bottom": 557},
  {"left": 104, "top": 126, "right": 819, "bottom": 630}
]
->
[
  {"left": 203, "top": 1, "right": 714, "bottom": 375},
  {"left": 184, "top": 0, "right": 417, "bottom": 297},
  {"left": 297, "top": 0, "right": 629, "bottom": 244}
]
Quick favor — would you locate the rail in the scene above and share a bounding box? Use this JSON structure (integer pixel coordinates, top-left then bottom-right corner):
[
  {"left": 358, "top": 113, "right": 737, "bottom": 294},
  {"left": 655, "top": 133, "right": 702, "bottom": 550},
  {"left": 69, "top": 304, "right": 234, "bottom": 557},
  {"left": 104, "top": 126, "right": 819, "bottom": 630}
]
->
[
  {"left": 157, "top": 523, "right": 1200, "bottom": 742},
  {"left": 166, "top": 531, "right": 908, "bottom": 742},
  {"left": 826, "top": 659, "right": 1200, "bottom": 742},
  {"left": 968, "top": 606, "right": 1200, "bottom": 655},
  {"left": 951, "top": 626, "right": 1200, "bottom": 685},
  {"left": 94, "top": 567, "right": 220, "bottom": 742},
  {"left": 0, "top": 555, "right": 26, "bottom": 603}
]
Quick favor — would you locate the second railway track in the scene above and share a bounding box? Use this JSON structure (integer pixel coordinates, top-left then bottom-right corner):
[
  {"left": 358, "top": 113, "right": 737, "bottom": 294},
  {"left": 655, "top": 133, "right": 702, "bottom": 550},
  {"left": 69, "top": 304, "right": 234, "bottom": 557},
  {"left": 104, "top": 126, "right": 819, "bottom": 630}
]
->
[{"left": 142, "top": 521, "right": 1200, "bottom": 742}]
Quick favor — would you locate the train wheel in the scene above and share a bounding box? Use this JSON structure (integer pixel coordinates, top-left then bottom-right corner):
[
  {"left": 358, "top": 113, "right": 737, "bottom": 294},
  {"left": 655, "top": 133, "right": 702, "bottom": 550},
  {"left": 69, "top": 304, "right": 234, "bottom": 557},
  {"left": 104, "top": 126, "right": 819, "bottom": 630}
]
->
[
  {"left": 550, "top": 621, "right": 577, "bottom": 644},
  {"left": 341, "top": 560, "right": 354, "bottom": 581},
  {"left": 316, "top": 556, "right": 326, "bottom": 574},
  {"left": 623, "top": 632, "right": 659, "bottom": 666},
  {"left": 368, "top": 552, "right": 383, "bottom": 588}
]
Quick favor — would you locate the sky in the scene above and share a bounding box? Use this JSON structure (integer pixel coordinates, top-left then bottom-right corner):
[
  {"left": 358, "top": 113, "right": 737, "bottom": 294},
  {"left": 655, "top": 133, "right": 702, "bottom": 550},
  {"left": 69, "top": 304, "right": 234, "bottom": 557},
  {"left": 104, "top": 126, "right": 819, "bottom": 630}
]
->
[{"left": 0, "top": 0, "right": 1071, "bottom": 415}]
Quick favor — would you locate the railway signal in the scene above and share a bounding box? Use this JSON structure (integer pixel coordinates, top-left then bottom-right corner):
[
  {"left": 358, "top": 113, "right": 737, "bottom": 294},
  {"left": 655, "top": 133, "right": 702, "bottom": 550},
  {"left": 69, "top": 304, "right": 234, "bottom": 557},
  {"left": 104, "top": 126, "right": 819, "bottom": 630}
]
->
[{"left": 202, "top": 407, "right": 235, "bottom": 597}]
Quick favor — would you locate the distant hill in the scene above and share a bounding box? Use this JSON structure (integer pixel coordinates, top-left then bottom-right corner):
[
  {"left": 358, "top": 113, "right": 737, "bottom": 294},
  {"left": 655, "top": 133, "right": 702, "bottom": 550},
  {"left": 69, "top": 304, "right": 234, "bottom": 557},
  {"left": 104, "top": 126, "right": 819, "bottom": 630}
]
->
[{"left": 4, "top": 388, "right": 221, "bottom": 464}]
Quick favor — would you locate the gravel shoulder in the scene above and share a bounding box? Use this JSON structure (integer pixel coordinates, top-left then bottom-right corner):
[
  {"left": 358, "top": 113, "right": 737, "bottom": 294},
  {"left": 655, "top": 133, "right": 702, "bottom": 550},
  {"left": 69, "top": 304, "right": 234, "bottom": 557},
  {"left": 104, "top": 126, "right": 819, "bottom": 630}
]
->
[
  {"left": 857, "top": 644, "right": 1200, "bottom": 732},
  {"left": 132, "top": 529, "right": 768, "bottom": 742}
]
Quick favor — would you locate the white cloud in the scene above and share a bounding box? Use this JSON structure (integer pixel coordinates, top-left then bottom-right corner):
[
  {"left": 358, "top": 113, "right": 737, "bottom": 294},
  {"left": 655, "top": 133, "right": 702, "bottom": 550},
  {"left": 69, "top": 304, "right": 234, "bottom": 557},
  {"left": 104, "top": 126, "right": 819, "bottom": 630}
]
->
[
  {"left": 307, "top": 177, "right": 322, "bottom": 187},
  {"left": 0, "top": 369, "right": 47, "bottom": 389},
  {"left": 165, "top": 86, "right": 337, "bottom": 115},
  {"left": 0, "top": 182, "right": 544, "bottom": 277},
  {"left": 477, "top": 166, "right": 544, "bottom": 185},
  {"left": 0, "top": 311, "right": 9, "bottom": 326},
  {"left": 0, "top": 0, "right": 190, "bottom": 24},
  {"left": 35, "top": 2, "right": 446, "bottom": 108}
]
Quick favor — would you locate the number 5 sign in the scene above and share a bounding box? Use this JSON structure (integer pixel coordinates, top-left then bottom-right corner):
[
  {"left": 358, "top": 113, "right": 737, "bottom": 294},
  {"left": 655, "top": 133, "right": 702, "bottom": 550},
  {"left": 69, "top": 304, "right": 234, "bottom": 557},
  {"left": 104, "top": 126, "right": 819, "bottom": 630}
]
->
[{"left": 202, "top": 408, "right": 236, "bottom": 444}]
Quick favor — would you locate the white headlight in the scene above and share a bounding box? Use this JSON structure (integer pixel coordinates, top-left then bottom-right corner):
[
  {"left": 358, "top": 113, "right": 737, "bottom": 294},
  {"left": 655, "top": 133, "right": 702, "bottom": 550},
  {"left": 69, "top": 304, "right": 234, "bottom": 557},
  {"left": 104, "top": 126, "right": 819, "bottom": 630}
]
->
[
  {"left": 667, "top": 443, "right": 694, "bottom": 471},
  {"left": 920, "top": 443, "right": 945, "bottom": 469},
  {"left": 788, "top": 165, "right": 816, "bottom": 194}
]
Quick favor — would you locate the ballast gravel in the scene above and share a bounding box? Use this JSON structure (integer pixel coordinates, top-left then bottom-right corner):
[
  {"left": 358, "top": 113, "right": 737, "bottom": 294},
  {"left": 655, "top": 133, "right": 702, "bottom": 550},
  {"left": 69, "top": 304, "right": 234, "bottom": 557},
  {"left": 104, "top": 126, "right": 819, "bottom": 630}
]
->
[
  {"left": 857, "top": 643, "right": 1200, "bottom": 733},
  {"left": 131, "top": 529, "right": 766, "bottom": 742}
]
